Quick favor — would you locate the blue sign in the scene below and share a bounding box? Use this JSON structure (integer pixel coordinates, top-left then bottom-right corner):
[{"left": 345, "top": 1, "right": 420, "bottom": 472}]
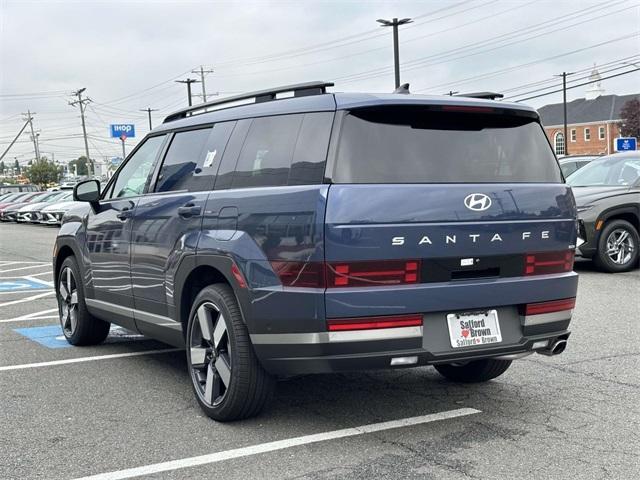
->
[
  {"left": 615, "top": 137, "right": 637, "bottom": 151},
  {"left": 110, "top": 124, "right": 136, "bottom": 139},
  {"left": 0, "top": 279, "right": 48, "bottom": 291}
]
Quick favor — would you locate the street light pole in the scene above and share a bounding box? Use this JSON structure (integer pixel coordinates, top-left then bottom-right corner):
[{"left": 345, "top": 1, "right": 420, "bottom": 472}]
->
[
  {"left": 377, "top": 17, "right": 412, "bottom": 89},
  {"left": 176, "top": 78, "right": 200, "bottom": 106}
]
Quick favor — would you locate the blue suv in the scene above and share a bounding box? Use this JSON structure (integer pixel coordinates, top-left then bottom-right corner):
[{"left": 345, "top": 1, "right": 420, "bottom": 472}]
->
[{"left": 54, "top": 82, "right": 579, "bottom": 421}]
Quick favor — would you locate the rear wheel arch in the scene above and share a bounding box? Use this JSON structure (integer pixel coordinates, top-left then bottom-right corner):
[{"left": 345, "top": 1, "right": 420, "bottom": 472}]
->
[
  {"left": 601, "top": 208, "right": 639, "bottom": 232},
  {"left": 177, "top": 259, "right": 245, "bottom": 339}
]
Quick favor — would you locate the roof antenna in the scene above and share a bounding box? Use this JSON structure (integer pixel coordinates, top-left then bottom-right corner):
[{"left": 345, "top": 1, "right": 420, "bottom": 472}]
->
[{"left": 393, "top": 83, "right": 410, "bottom": 94}]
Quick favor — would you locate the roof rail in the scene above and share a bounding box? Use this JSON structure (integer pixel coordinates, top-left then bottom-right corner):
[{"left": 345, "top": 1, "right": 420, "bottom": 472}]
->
[
  {"left": 454, "top": 92, "right": 504, "bottom": 100},
  {"left": 163, "top": 81, "right": 334, "bottom": 123}
]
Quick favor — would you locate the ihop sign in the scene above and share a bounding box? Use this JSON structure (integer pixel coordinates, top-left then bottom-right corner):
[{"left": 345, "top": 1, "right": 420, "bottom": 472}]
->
[{"left": 110, "top": 124, "right": 136, "bottom": 139}]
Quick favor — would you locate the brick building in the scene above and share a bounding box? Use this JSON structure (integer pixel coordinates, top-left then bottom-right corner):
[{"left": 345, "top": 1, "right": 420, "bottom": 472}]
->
[{"left": 538, "top": 68, "right": 638, "bottom": 156}]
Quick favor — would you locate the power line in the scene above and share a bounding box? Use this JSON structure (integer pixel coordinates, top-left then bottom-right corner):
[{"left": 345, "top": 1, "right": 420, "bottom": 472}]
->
[{"left": 514, "top": 68, "right": 640, "bottom": 102}]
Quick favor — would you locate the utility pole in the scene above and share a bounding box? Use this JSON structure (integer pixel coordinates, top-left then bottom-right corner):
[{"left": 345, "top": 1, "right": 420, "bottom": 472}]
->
[
  {"left": 0, "top": 119, "right": 31, "bottom": 162},
  {"left": 554, "top": 72, "right": 574, "bottom": 156},
  {"left": 192, "top": 66, "right": 215, "bottom": 103},
  {"left": 377, "top": 17, "right": 413, "bottom": 89},
  {"left": 139, "top": 107, "right": 158, "bottom": 130},
  {"left": 22, "top": 110, "right": 40, "bottom": 162},
  {"left": 70, "top": 88, "right": 93, "bottom": 176},
  {"left": 447, "top": 90, "right": 459, "bottom": 96},
  {"left": 176, "top": 78, "right": 200, "bottom": 106}
]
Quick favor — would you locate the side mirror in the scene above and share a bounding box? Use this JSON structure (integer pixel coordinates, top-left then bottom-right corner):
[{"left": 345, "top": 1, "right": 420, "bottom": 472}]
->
[{"left": 73, "top": 179, "right": 101, "bottom": 203}]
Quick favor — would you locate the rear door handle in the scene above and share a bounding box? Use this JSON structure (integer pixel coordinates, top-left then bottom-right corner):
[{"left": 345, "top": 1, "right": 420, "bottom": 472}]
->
[
  {"left": 177, "top": 204, "right": 202, "bottom": 218},
  {"left": 116, "top": 209, "right": 132, "bottom": 221}
]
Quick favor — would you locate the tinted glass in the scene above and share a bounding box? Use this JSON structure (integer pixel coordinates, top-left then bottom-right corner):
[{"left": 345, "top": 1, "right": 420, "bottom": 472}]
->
[
  {"left": 109, "top": 135, "right": 165, "bottom": 199},
  {"left": 568, "top": 156, "right": 640, "bottom": 186},
  {"left": 155, "top": 128, "right": 211, "bottom": 192},
  {"left": 231, "top": 114, "right": 303, "bottom": 188},
  {"left": 560, "top": 162, "right": 578, "bottom": 178},
  {"left": 334, "top": 107, "right": 562, "bottom": 183},
  {"left": 289, "top": 112, "right": 333, "bottom": 185},
  {"left": 214, "top": 119, "right": 252, "bottom": 190}
]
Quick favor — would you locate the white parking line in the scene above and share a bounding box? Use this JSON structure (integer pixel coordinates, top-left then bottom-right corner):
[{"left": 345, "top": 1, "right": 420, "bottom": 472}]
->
[
  {"left": 0, "top": 291, "right": 55, "bottom": 307},
  {"left": 0, "top": 261, "right": 48, "bottom": 265},
  {"left": 0, "top": 348, "right": 181, "bottom": 372},
  {"left": 0, "top": 264, "right": 50, "bottom": 273},
  {"left": 0, "top": 308, "right": 59, "bottom": 323},
  {"left": 0, "top": 271, "right": 52, "bottom": 280},
  {"left": 72, "top": 408, "right": 480, "bottom": 480}
]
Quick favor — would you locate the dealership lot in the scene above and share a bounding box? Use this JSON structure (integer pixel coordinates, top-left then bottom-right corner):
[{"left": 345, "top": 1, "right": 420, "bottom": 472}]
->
[{"left": 0, "top": 223, "right": 638, "bottom": 480}]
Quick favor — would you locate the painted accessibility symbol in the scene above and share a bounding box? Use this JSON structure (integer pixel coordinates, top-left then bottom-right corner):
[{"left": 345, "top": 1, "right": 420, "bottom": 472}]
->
[{"left": 0, "top": 279, "right": 48, "bottom": 291}]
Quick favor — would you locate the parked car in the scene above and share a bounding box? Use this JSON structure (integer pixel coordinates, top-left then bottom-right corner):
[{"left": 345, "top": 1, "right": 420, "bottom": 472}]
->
[
  {"left": 0, "top": 192, "right": 46, "bottom": 221},
  {"left": 17, "top": 191, "right": 73, "bottom": 223},
  {"left": 0, "top": 183, "right": 40, "bottom": 194},
  {"left": 559, "top": 155, "right": 599, "bottom": 179},
  {"left": 568, "top": 151, "right": 640, "bottom": 272},
  {"left": 39, "top": 198, "right": 85, "bottom": 225},
  {"left": 54, "top": 82, "right": 579, "bottom": 421}
]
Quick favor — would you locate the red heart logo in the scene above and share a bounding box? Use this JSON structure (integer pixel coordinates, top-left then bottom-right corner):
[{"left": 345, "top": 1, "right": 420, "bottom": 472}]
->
[{"left": 461, "top": 329, "right": 469, "bottom": 338}]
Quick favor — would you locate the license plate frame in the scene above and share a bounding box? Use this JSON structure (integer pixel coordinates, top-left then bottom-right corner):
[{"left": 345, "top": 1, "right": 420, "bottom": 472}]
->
[{"left": 446, "top": 309, "right": 502, "bottom": 348}]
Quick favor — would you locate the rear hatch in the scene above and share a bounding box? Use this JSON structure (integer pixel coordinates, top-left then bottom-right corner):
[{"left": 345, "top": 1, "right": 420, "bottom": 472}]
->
[{"left": 325, "top": 104, "right": 577, "bottom": 287}]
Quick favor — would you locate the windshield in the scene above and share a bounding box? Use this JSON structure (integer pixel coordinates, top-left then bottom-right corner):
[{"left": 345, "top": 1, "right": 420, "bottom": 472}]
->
[
  {"left": 568, "top": 155, "right": 640, "bottom": 187},
  {"left": 334, "top": 106, "right": 561, "bottom": 183}
]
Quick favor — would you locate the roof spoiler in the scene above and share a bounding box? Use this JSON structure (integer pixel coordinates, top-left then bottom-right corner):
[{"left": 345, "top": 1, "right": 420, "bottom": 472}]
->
[
  {"left": 163, "top": 81, "right": 334, "bottom": 123},
  {"left": 454, "top": 92, "right": 504, "bottom": 100}
]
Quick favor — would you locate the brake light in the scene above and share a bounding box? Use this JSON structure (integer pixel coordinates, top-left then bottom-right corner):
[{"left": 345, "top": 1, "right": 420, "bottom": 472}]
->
[
  {"left": 270, "top": 260, "right": 421, "bottom": 288},
  {"left": 270, "top": 261, "right": 325, "bottom": 288},
  {"left": 442, "top": 105, "right": 495, "bottom": 113},
  {"left": 326, "top": 260, "right": 420, "bottom": 287},
  {"left": 524, "top": 250, "right": 574, "bottom": 275},
  {"left": 327, "top": 314, "right": 423, "bottom": 331},
  {"left": 525, "top": 298, "right": 576, "bottom": 315}
]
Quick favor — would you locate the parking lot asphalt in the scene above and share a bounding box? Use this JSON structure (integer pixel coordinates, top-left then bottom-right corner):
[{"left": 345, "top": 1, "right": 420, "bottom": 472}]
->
[{"left": 0, "top": 223, "right": 638, "bottom": 480}]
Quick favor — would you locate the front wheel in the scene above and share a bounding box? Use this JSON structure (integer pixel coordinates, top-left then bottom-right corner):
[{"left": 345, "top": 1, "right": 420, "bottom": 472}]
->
[
  {"left": 57, "top": 256, "right": 110, "bottom": 345},
  {"left": 594, "top": 219, "right": 639, "bottom": 273},
  {"left": 186, "top": 284, "right": 274, "bottom": 421},
  {"left": 434, "top": 358, "right": 512, "bottom": 383}
]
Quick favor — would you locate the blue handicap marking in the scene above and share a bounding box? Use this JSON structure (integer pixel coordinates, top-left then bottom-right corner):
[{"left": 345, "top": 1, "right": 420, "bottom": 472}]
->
[
  {"left": 14, "top": 325, "right": 143, "bottom": 349},
  {"left": 14, "top": 325, "right": 71, "bottom": 349},
  {"left": 0, "top": 279, "right": 48, "bottom": 291}
]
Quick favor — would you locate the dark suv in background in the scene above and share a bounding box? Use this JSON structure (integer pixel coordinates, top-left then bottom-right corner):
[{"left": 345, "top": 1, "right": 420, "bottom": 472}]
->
[{"left": 54, "top": 82, "right": 579, "bottom": 421}]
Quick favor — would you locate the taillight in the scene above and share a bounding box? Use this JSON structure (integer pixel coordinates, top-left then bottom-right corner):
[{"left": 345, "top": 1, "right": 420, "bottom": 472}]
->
[
  {"left": 270, "top": 260, "right": 421, "bottom": 288},
  {"left": 525, "top": 298, "right": 576, "bottom": 315},
  {"left": 524, "top": 250, "right": 574, "bottom": 276},
  {"left": 270, "top": 261, "right": 325, "bottom": 288},
  {"left": 327, "top": 314, "right": 423, "bottom": 331},
  {"left": 326, "top": 260, "right": 420, "bottom": 287}
]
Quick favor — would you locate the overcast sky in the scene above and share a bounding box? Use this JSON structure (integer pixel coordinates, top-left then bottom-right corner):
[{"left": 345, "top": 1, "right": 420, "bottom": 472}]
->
[{"left": 1, "top": 0, "right": 639, "bottom": 164}]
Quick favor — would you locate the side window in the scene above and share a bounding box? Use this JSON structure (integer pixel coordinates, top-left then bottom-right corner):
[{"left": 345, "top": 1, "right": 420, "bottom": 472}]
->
[
  {"left": 186, "top": 122, "right": 236, "bottom": 192},
  {"left": 108, "top": 135, "right": 165, "bottom": 200},
  {"left": 155, "top": 128, "right": 212, "bottom": 192},
  {"left": 231, "top": 114, "right": 304, "bottom": 188},
  {"left": 289, "top": 112, "right": 334, "bottom": 185},
  {"left": 214, "top": 119, "right": 252, "bottom": 190}
]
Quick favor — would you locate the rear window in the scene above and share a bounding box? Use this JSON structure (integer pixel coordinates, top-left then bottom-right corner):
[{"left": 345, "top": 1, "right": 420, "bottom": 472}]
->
[{"left": 333, "top": 107, "right": 561, "bottom": 183}]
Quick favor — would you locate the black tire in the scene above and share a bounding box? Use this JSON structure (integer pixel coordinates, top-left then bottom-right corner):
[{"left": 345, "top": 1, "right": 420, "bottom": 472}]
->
[
  {"left": 593, "top": 219, "right": 639, "bottom": 273},
  {"left": 57, "top": 256, "right": 110, "bottom": 346},
  {"left": 434, "top": 358, "right": 512, "bottom": 383},
  {"left": 186, "top": 284, "right": 274, "bottom": 421}
]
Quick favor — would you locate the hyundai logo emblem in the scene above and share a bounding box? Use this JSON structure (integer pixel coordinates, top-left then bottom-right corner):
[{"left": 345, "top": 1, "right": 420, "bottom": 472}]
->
[{"left": 464, "top": 193, "right": 492, "bottom": 211}]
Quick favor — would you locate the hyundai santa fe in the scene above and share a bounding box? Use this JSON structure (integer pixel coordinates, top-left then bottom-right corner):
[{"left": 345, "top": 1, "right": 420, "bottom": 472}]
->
[{"left": 54, "top": 82, "right": 579, "bottom": 421}]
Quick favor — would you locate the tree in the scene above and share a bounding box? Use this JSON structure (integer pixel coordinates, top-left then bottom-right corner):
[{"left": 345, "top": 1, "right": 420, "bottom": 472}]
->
[
  {"left": 619, "top": 98, "right": 640, "bottom": 138},
  {"left": 25, "top": 159, "right": 61, "bottom": 187},
  {"left": 0, "top": 161, "right": 5, "bottom": 174},
  {"left": 14, "top": 159, "right": 20, "bottom": 174},
  {"left": 68, "top": 156, "right": 89, "bottom": 176}
]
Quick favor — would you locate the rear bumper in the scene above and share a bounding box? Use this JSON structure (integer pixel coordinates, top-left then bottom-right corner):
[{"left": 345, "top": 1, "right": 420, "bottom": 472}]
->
[{"left": 252, "top": 305, "right": 573, "bottom": 375}]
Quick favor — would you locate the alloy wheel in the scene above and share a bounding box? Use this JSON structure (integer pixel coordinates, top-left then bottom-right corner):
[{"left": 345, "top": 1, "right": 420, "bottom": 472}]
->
[
  {"left": 605, "top": 228, "right": 635, "bottom": 265},
  {"left": 189, "top": 302, "right": 232, "bottom": 407},
  {"left": 58, "top": 267, "right": 78, "bottom": 336}
]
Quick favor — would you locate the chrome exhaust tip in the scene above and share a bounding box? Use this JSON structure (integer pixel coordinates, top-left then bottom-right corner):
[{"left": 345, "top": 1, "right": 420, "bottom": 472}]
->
[{"left": 537, "top": 339, "right": 567, "bottom": 356}]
